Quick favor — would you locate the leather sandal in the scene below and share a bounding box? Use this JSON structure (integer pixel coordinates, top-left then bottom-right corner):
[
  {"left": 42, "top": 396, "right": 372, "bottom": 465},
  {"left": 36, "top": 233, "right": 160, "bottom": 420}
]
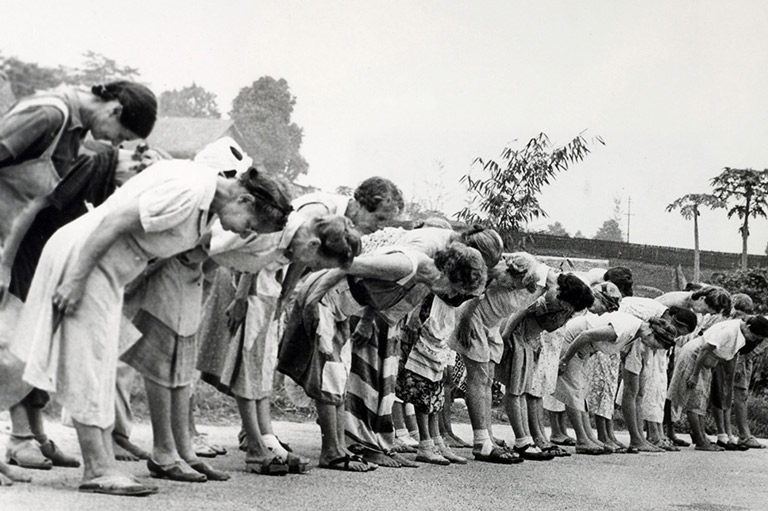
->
[
  {"left": 473, "top": 446, "right": 523, "bottom": 464},
  {"left": 147, "top": 459, "right": 207, "bottom": 482},
  {"left": 40, "top": 440, "right": 81, "bottom": 467},
  {"left": 6, "top": 439, "right": 52, "bottom": 470},
  {"left": 245, "top": 455, "right": 289, "bottom": 476}
]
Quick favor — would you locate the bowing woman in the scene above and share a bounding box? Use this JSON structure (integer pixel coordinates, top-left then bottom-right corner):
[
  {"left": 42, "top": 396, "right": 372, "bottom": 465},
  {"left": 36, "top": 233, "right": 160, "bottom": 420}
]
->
[{"left": 10, "top": 161, "right": 291, "bottom": 496}]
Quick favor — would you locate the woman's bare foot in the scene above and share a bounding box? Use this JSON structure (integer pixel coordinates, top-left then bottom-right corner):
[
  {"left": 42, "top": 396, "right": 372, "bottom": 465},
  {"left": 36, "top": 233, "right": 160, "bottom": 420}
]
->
[{"left": 0, "top": 461, "right": 31, "bottom": 483}]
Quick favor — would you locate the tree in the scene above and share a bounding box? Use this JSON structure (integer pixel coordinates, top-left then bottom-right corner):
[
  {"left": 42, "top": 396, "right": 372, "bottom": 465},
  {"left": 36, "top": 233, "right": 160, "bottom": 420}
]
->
[
  {"left": 0, "top": 53, "right": 64, "bottom": 97},
  {"left": 66, "top": 51, "right": 140, "bottom": 84},
  {"left": 456, "top": 132, "right": 603, "bottom": 238},
  {"left": 710, "top": 167, "right": 768, "bottom": 270},
  {"left": 574, "top": 230, "right": 584, "bottom": 238},
  {"left": 593, "top": 218, "right": 623, "bottom": 241},
  {"left": 159, "top": 83, "right": 220, "bottom": 118},
  {"left": 666, "top": 193, "right": 724, "bottom": 282},
  {"left": 0, "top": 51, "right": 141, "bottom": 98},
  {"left": 544, "top": 221, "right": 569, "bottom": 237},
  {"left": 230, "top": 77, "right": 308, "bottom": 181}
]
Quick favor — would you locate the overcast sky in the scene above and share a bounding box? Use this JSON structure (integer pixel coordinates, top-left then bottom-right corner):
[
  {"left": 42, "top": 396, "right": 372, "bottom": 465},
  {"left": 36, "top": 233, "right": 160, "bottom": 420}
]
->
[{"left": 3, "top": 1, "right": 768, "bottom": 255}]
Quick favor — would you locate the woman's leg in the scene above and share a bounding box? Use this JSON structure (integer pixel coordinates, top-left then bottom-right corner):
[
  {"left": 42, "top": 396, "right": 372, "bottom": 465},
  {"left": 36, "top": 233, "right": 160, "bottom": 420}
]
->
[
  {"left": 73, "top": 420, "right": 120, "bottom": 481},
  {"left": 172, "top": 385, "right": 229, "bottom": 480},
  {"left": 316, "top": 402, "right": 367, "bottom": 471},
  {"left": 527, "top": 395, "right": 550, "bottom": 448},
  {"left": 565, "top": 406, "right": 599, "bottom": 448},
  {"left": 6, "top": 403, "right": 51, "bottom": 470},
  {"left": 404, "top": 403, "right": 419, "bottom": 440},
  {"left": 687, "top": 411, "right": 716, "bottom": 449},
  {"left": 415, "top": 411, "right": 448, "bottom": 464}
]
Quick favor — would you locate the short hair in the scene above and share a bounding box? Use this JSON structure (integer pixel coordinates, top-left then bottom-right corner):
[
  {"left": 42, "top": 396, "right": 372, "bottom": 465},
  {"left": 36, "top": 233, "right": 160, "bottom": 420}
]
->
[
  {"left": 667, "top": 306, "right": 698, "bottom": 335},
  {"left": 238, "top": 167, "right": 293, "bottom": 230},
  {"left": 692, "top": 286, "right": 732, "bottom": 315},
  {"left": 433, "top": 243, "right": 488, "bottom": 295},
  {"left": 311, "top": 215, "right": 362, "bottom": 267},
  {"left": 354, "top": 177, "right": 404, "bottom": 213},
  {"left": 460, "top": 225, "right": 504, "bottom": 269},
  {"left": 557, "top": 273, "right": 594, "bottom": 311},
  {"left": 604, "top": 266, "right": 633, "bottom": 297},
  {"left": 91, "top": 81, "right": 157, "bottom": 138},
  {"left": 732, "top": 293, "right": 755, "bottom": 315},
  {"left": 747, "top": 316, "right": 768, "bottom": 338}
]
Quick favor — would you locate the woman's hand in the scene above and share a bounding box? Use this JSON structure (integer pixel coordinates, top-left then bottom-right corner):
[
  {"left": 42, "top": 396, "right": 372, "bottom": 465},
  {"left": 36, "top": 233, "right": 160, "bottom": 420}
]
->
[
  {"left": 558, "top": 358, "right": 569, "bottom": 375},
  {"left": 52, "top": 278, "right": 86, "bottom": 316},
  {"left": 226, "top": 297, "right": 247, "bottom": 334},
  {"left": 686, "top": 372, "right": 699, "bottom": 389}
]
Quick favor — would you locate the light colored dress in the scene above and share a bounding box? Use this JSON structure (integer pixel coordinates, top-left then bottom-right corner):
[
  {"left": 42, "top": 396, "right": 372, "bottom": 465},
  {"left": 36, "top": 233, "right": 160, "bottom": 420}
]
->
[
  {"left": 668, "top": 319, "right": 745, "bottom": 420},
  {"left": 618, "top": 297, "right": 669, "bottom": 422},
  {"left": 554, "top": 312, "right": 642, "bottom": 412},
  {"left": 11, "top": 160, "right": 218, "bottom": 428}
]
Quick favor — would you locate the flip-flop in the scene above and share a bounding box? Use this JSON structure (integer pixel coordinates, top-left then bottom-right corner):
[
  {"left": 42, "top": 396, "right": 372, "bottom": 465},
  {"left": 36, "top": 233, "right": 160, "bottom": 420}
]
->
[
  {"left": 473, "top": 446, "right": 524, "bottom": 464},
  {"left": 78, "top": 474, "right": 156, "bottom": 497},
  {"left": 245, "top": 455, "right": 289, "bottom": 476},
  {"left": 192, "top": 436, "right": 219, "bottom": 458},
  {"left": 318, "top": 454, "right": 371, "bottom": 472}
]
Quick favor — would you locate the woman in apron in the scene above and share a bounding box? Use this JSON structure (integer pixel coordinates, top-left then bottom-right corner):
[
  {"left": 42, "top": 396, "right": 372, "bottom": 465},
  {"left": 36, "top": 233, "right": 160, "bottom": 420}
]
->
[{"left": 0, "top": 81, "right": 156, "bottom": 476}]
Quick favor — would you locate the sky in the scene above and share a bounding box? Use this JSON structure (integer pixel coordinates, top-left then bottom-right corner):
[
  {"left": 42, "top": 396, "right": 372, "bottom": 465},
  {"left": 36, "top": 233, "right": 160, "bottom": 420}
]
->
[{"left": 3, "top": 1, "right": 768, "bottom": 255}]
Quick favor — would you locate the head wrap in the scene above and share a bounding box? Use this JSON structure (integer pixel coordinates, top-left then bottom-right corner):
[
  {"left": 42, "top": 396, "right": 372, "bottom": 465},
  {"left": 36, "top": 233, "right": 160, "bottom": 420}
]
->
[
  {"left": 648, "top": 317, "right": 677, "bottom": 347},
  {"left": 591, "top": 281, "right": 622, "bottom": 312},
  {"left": 194, "top": 137, "right": 253, "bottom": 176}
]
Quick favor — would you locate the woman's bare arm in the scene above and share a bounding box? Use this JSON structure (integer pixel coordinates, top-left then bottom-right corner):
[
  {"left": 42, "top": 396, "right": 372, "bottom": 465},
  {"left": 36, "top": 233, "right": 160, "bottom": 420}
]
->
[{"left": 560, "top": 326, "right": 617, "bottom": 365}]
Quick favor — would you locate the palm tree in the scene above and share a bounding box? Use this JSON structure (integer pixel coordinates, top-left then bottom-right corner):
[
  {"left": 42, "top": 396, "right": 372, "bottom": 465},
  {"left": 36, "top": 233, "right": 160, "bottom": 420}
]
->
[
  {"left": 711, "top": 168, "right": 768, "bottom": 270},
  {"left": 666, "top": 193, "right": 724, "bottom": 282}
]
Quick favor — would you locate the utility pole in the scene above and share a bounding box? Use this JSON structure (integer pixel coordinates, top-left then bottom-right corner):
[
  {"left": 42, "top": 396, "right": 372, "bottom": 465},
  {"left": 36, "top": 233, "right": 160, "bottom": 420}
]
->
[{"left": 625, "top": 196, "right": 635, "bottom": 243}]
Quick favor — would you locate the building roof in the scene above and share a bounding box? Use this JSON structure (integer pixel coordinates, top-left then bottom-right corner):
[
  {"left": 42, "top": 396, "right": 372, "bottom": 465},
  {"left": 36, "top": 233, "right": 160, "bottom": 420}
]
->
[{"left": 135, "top": 117, "right": 247, "bottom": 159}]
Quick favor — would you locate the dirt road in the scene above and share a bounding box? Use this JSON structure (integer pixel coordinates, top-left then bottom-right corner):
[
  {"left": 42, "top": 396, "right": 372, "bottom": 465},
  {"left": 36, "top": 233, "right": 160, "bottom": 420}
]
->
[{"left": 1, "top": 419, "right": 765, "bottom": 511}]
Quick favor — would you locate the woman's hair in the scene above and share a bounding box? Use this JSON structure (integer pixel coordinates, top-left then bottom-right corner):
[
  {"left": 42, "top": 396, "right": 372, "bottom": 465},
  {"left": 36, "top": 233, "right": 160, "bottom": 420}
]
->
[
  {"left": 747, "top": 315, "right": 768, "bottom": 338},
  {"left": 731, "top": 293, "right": 755, "bottom": 315},
  {"left": 311, "top": 215, "right": 362, "bottom": 267},
  {"left": 557, "top": 273, "right": 594, "bottom": 311},
  {"left": 684, "top": 282, "right": 704, "bottom": 292},
  {"left": 433, "top": 243, "right": 488, "bottom": 295},
  {"left": 692, "top": 286, "right": 732, "bottom": 315},
  {"left": 91, "top": 81, "right": 157, "bottom": 138},
  {"left": 648, "top": 317, "right": 678, "bottom": 347},
  {"left": 414, "top": 216, "right": 452, "bottom": 230},
  {"left": 459, "top": 225, "right": 504, "bottom": 269},
  {"left": 238, "top": 167, "right": 293, "bottom": 230},
  {"left": 353, "top": 177, "right": 404, "bottom": 213},
  {"left": 590, "top": 281, "right": 622, "bottom": 312},
  {"left": 666, "top": 306, "right": 698, "bottom": 335},
  {"left": 604, "top": 266, "right": 633, "bottom": 297}
]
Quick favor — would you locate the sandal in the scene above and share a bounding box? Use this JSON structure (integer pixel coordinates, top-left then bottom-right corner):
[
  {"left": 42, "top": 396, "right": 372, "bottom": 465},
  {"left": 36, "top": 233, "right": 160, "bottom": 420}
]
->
[
  {"left": 40, "top": 439, "right": 81, "bottom": 468},
  {"left": 192, "top": 435, "right": 219, "bottom": 459},
  {"left": 245, "top": 455, "right": 289, "bottom": 476},
  {"left": 6, "top": 439, "right": 52, "bottom": 470},
  {"left": 285, "top": 452, "right": 310, "bottom": 474},
  {"left": 575, "top": 445, "right": 609, "bottom": 455},
  {"left": 318, "top": 454, "right": 371, "bottom": 472},
  {"left": 147, "top": 459, "right": 207, "bottom": 482},
  {"left": 473, "top": 446, "right": 523, "bottom": 464},
  {"left": 188, "top": 460, "right": 231, "bottom": 481},
  {"left": 670, "top": 437, "right": 691, "bottom": 447},
  {"left": 551, "top": 437, "right": 576, "bottom": 447},
  {"left": 741, "top": 437, "right": 766, "bottom": 449},
  {"left": 79, "top": 474, "right": 156, "bottom": 497},
  {"left": 542, "top": 445, "right": 571, "bottom": 457},
  {"left": 514, "top": 444, "right": 555, "bottom": 461}
]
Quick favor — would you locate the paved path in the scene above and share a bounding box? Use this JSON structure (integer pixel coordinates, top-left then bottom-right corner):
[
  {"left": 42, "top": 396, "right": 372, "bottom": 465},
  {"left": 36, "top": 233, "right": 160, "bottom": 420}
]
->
[{"left": 1, "top": 419, "right": 765, "bottom": 511}]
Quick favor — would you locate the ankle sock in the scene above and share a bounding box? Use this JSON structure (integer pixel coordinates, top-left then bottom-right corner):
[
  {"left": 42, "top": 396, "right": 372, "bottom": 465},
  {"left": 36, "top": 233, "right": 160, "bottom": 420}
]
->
[
  {"left": 395, "top": 428, "right": 409, "bottom": 439},
  {"left": 434, "top": 436, "right": 445, "bottom": 448},
  {"left": 263, "top": 434, "right": 288, "bottom": 457},
  {"left": 515, "top": 436, "right": 533, "bottom": 448},
  {"left": 717, "top": 434, "right": 729, "bottom": 444},
  {"left": 418, "top": 439, "right": 435, "bottom": 451}
]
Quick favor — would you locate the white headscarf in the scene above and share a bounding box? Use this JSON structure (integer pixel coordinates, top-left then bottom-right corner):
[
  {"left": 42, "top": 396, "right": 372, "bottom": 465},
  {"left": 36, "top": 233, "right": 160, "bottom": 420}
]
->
[{"left": 193, "top": 136, "right": 253, "bottom": 176}]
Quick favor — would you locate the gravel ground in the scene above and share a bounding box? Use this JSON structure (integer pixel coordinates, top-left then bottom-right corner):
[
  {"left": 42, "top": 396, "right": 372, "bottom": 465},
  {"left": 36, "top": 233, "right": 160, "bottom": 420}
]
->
[{"left": 1, "top": 418, "right": 765, "bottom": 511}]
